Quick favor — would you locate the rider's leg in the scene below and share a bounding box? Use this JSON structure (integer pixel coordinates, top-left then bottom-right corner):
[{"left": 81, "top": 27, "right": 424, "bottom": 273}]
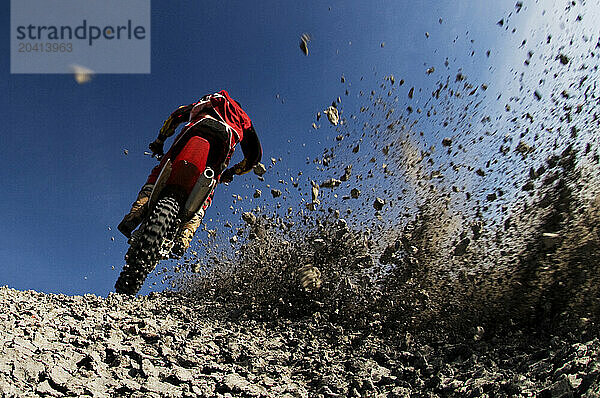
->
[
  {"left": 170, "top": 190, "right": 214, "bottom": 258},
  {"left": 117, "top": 184, "right": 154, "bottom": 238}
]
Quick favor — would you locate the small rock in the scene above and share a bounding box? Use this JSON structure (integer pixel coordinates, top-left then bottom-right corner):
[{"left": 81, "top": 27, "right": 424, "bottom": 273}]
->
[
  {"left": 374, "top": 197, "right": 385, "bottom": 211},
  {"left": 515, "top": 141, "right": 534, "bottom": 158},
  {"left": 223, "top": 373, "right": 265, "bottom": 396},
  {"left": 36, "top": 380, "right": 61, "bottom": 397},
  {"left": 306, "top": 202, "right": 318, "bottom": 211},
  {"left": 311, "top": 181, "right": 320, "bottom": 202},
  {"left": 473, "top": 326, "right": 485, "bottom": 341},
  {"left": 453, "top": 238, "right": 470, "bottom": 256},
  {"left": 538, "top": 375, "right": 574, "bottom": 398},
  {"left": 253, "top": 189, "right": 262, "bottom": 198},
  {"left": 321, "top": 179, "right": 342, "bottom": 189},
  {"left": 253, "top": 163, "right": 267, "bottom": 176},
  {"left": 299, "top": 33, "right": 310, "bottom": 55},
  {"left": 298, "top": 265, "right": 322, "bottom": 291},
  {"left": 351, "top": 188, "right": 361, "bottom": 199},
  {"left": 340, "top": 165, "right": 352, "bottom": 181},
  {"left": 324, "top": 106, "right": 340, "bottom": 126},
  {"left": 271, "top": 189, "right": 282, "bottom": 198},
  {"left": 542, "top": 232, "right": 561, "bottom": 249},
  {"left": 49, "top": 366, "right": 70, "bottom": 388},
  {"left": 242, "top": 212, "right": 257, "bottom": 225}
]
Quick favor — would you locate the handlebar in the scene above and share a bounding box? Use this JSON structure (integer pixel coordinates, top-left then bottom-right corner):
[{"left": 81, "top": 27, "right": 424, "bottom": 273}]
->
[{"left": 144, "top": 151, "right": 163, "bottom": 161}]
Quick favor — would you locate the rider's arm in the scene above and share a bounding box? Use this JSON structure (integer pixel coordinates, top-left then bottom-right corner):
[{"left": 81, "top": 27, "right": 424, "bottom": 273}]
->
[
  {"left": 230, "top": 124, "right": 262, "bottom": 175},
  {"left": 157, "top": 104, "right": 194, "bottom": 143}
]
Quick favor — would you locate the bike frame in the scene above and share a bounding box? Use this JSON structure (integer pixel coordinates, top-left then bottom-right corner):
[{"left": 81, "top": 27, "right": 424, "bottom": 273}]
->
[{"left": 148, "top": 136, "right": 216, "bottom": 221}]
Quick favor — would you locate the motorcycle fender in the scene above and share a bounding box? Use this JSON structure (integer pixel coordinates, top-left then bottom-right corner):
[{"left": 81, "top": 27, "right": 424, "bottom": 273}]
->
[
  {"left": 184, "top": 167, "right": 216, "bottom": 219},
  {"left": 149, "top": 159, "right": 172, "bottom": 208}
]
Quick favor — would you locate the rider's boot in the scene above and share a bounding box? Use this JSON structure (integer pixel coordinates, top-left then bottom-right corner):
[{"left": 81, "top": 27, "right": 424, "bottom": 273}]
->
[
  {"left": 117, "top": 184, "right": 154, "bottom": 239},
  {"left": 171, "top": 209, "right": 204, "bottom": 259}
]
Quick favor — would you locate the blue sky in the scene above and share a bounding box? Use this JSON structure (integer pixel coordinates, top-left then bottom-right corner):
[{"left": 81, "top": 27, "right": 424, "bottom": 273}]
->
[{"left": 1, "top": 0, "right": 574, "bottom": 296}]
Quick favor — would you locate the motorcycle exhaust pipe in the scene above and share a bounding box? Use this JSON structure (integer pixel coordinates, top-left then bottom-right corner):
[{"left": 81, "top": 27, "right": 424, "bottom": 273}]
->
[
  {"left": 184, "top": 167, "right": 216, "bottom": 219},
  {"left": 203, "top": 167, "right": 215, "bottom": 180}
]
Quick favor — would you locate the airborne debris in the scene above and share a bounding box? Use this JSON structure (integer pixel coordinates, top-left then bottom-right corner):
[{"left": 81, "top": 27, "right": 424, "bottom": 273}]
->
[
  {"left": 298, "top": 265, "right": 322, "bottom": 292},
  {"left": 310, "top": 180, "right": 320, "bottom": 203},
  {"left": 253, "top": 163, "right": 267, "bottom": 176},
  {"left": 473, "top": 326, "right": 485, "bottom": 341},
  {"left": 515, "top": 1, "right": 523, "bottom": 12},
  {"left": 542, "top": 232, "right": 561, "bottom": 248},
  {"left": 320, "top": 179, "right": 341, "bottom": 189},
  {"left": 373, "top": 197, "right": 385, "bottom": 211},
  {"left": 299, "top": 33, "right": 311, "bottom": 55},
  {"left": 453, "top": 238, "right": 470, "bottom": 256},
  {"left": 242, "top": 212, "right": 257, "bottom": 225},
  {"left": 70, "top": 64, "right": 94, "bottom": 84},
  {"left": 515, "top": 141, "right": 534, "bottom": 158},
  {"left": 340, "top": 165, "right": 352, "bottom": 182},
  {"left": 324, "top": 106, "right": 340, "bottom": 126}
]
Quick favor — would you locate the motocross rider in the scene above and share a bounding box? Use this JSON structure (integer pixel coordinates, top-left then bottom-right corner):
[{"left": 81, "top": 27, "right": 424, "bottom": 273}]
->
[{"left": 118, "top": 90, "right": 262, "bottom": 257}]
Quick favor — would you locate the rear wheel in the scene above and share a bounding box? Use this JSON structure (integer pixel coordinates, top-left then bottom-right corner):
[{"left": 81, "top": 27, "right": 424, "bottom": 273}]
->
[{"left": 115, "top": 195, "right": 180, "bottom": 295}]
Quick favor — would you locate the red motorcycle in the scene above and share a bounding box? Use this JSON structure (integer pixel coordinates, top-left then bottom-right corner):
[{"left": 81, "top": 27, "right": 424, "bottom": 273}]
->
[{"left": 115, "top": 135, "right": 218, "bottom": 295}]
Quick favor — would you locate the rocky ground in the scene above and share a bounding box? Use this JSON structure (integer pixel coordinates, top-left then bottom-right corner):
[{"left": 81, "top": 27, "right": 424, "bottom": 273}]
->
[{"left": 0, "top": 286, "right": 598, "bottom": 398}]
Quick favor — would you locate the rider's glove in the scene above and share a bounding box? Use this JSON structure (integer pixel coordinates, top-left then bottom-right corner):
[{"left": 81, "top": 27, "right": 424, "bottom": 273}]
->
[
  {"left": 220, "top": 168, "right": 234, "bottom": 184},
  {"left": 149, "top": 139, "right": 164, "bottom": 158}
]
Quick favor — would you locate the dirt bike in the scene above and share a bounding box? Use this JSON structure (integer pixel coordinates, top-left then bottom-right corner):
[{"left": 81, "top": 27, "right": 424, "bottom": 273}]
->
[{"left": 115, "top": 135, "right": 219, "bottom": 295}]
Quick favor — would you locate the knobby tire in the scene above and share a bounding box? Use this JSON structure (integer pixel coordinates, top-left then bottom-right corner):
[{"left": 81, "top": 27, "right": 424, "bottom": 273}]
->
[{"left": 115, "top": 196, "right": 180, "bottom": 295}]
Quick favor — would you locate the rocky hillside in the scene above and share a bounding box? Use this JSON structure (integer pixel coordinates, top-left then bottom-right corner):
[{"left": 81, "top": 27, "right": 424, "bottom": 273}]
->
[{"left": 0, "top": 286, "right": 598, "bottom": 397}]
